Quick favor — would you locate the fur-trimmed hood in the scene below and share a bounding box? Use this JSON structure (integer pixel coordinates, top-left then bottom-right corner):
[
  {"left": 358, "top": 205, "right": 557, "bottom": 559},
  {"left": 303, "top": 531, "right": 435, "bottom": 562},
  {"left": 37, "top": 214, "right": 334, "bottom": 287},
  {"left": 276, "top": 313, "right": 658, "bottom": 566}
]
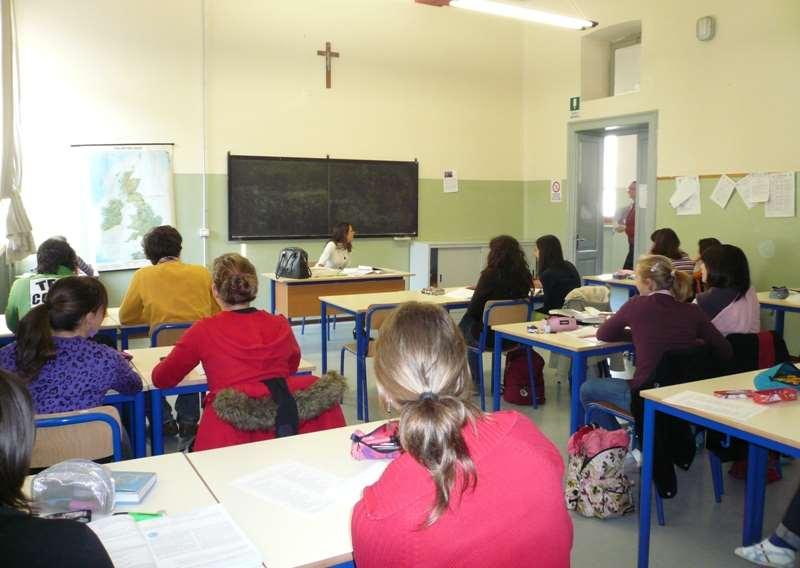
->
[{"left": 212, "top": 372, "right": 347, "bottom": 432}]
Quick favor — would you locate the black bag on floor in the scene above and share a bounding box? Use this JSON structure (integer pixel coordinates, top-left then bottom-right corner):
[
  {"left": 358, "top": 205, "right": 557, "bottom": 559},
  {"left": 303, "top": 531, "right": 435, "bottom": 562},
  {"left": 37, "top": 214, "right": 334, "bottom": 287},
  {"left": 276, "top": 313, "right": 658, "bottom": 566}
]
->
[{"left": 275, "top": 248, "right": 311, "bottom": 279}]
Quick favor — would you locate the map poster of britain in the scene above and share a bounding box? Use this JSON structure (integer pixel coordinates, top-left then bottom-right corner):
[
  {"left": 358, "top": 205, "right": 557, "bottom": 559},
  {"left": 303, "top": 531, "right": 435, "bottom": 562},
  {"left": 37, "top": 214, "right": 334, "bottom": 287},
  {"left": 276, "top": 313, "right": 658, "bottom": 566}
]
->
[{"left": 76, "top": 145, "right": 175, "bottom": 271}]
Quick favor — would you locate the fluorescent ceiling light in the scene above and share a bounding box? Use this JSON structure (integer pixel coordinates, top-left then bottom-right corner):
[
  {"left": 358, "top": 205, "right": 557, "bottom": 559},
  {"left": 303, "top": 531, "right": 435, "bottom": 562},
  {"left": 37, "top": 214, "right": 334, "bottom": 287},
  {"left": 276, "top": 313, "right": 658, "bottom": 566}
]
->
[
  {"left": 449, "top": 0, "right": 597, "bottom": 30},
  {"left": 604, "top": 125, "right": 621, "bottom": 131}
]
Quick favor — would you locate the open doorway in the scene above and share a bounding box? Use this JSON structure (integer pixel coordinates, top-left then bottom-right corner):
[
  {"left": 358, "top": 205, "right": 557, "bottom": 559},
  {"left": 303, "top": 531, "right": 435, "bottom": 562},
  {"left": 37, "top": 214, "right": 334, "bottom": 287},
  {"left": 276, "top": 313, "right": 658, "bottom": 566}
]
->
[{"left": 565, "top": 112, "right": 657, "bottom": 277}]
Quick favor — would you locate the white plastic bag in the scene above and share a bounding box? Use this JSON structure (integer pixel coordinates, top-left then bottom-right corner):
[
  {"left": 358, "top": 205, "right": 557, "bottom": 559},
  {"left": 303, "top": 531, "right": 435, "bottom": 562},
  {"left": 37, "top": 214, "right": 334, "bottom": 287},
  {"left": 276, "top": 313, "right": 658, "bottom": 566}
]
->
[{"left": 32, "top": 459, "right": 115, "bottom": 515}]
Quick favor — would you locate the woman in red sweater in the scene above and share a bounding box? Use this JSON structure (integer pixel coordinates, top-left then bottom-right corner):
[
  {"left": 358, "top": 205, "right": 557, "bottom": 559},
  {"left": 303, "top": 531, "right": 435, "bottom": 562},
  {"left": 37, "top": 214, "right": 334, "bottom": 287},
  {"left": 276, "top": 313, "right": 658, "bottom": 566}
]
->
[
  {"left": 581, "top": 255, "right": 732, "bottom": 430},
  {"left": 351, "top": 302, "right": 572, "bottom": 568},
  {"left": 152, "top": 253, "right": 345, "bottom": 451}
]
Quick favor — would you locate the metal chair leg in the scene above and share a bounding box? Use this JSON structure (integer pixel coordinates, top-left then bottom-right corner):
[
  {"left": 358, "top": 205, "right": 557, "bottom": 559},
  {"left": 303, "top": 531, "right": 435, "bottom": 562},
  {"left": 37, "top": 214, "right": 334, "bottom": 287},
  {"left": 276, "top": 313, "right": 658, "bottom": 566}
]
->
[{"left": 525, "top": 347, "right": 538, "bottom": 409}]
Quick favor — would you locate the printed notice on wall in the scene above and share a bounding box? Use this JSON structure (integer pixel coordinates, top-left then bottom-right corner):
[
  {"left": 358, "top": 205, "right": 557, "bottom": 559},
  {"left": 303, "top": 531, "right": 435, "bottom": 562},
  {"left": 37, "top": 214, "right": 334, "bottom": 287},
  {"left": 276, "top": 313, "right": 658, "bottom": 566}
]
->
[
  {"left": 672, "top": 176, "right": 701, "bottom": 216},
  {"left": 443, "top": 170, "right": 459, "bottom": 193},
  {"left": 765, "top": 172, "right": 795, "bottom": 218},
  {"left": 710, "top": 174, "right": 736, "bottom": 209},
  {"left": 550, "top": 180, "right": 563, "bottom": 203}
]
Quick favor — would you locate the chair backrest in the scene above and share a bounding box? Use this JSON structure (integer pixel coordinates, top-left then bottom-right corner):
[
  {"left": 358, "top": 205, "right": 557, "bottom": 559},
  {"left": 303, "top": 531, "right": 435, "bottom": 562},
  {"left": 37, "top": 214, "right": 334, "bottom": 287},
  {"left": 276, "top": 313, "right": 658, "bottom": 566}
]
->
[
  {"left": 150, "top": 322, "right": 193, "bottom": 347},
  {"left": 726, "top": 331, "right": 790, "bottom": 374},
  {"left": 483, "top": 299, "right": 531, "bottom": 327},
  {"left": 365, "top": 304, "right": 396, "bottom": 336},
  {"left": 32, "top": 406, "right": 123, "bottom": 468}
]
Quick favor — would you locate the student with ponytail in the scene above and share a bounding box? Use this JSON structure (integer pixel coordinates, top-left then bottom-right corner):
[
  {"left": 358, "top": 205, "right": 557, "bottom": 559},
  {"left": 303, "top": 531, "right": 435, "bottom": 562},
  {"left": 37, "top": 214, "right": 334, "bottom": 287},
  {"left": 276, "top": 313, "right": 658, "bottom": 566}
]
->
[
  {"left": 581, "top": 255, "right": 732, "bottom": 430},
  {"left": 352, "top": 302, "right": 572, "bottom": 568},
  {"left": 152, "top": 253, "right": 345, "bottom": 451},
  {"left": 0, "top": 277, "right": 142, "bottom": 414}
]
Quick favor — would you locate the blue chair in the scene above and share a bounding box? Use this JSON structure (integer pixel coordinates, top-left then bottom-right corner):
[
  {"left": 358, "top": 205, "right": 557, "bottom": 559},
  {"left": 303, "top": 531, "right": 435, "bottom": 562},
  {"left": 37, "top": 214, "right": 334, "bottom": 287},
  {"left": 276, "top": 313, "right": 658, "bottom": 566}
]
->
[
  {"left": 340, "top": 304, "right": 395, "bottom": 421},
  {"left": 585, "top": 400, "right": 724, "bottom": 526},
  {"left": 150, "top": 322, "right": 193, "bottom": 347},
  {"left": 466, "top": 298, "right": 536, "bottom": 411},
  {"left": 33, "top": 406, "right": 124, "bottom": 467}
]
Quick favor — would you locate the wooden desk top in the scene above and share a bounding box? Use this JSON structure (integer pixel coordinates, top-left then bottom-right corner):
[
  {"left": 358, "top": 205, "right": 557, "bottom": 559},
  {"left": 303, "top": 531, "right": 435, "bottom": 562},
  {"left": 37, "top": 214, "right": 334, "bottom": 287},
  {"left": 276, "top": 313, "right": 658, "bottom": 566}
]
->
[
  {"left": 129, "top": 346, "right": 316, "bottom": 389},
  {"left": 492, "top": 321, "right": 632, "bottom": 353},
  {"left": 640, "top": 371, "right": 800, "bottom": 451},
  {"left": 757, "top": 291, "right": 800, "bottom": 309},
  {"left": 583, "top": 274, "right": 638, "bottom": 287},
  {"left": 26, "top": 453, "right": 217, "bottom": 515},
  {"left": 319, "top": 288, "right": 470, "bottom": 313},
  {"left": 1, "top": 310, "right": 121, "bottom": 339},
  {"left": 264, "top": 268, "right": 412, "bottom": 283},
  {"left": 186, "top": 421, "right": 387, "bottom": 568}
]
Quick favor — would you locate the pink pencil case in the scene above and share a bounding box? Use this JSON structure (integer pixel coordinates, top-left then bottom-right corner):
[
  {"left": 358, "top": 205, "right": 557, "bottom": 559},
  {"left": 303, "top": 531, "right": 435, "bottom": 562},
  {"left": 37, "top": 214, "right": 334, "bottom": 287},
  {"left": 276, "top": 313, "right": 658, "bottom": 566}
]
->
[
  {"left": 546, "top": 316, "right": 578, "bottom": 332},
  {"left": 350, "top": 421, "right": 402, "bottom": 460}
]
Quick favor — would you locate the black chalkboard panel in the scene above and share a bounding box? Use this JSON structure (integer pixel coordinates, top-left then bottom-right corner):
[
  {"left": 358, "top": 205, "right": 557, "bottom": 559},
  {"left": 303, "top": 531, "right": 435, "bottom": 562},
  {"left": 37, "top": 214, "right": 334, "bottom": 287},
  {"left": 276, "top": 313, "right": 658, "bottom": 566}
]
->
[{"left": 228, "top": 154, "right": 418, "bottom": 240}]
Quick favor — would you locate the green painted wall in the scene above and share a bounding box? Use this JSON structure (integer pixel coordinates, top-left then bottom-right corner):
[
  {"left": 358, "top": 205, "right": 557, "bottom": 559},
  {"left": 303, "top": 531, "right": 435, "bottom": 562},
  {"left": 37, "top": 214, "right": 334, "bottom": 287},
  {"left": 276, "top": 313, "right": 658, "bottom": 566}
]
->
[{"left": 524, "top": 179, "right": 568, "bottom": 242}]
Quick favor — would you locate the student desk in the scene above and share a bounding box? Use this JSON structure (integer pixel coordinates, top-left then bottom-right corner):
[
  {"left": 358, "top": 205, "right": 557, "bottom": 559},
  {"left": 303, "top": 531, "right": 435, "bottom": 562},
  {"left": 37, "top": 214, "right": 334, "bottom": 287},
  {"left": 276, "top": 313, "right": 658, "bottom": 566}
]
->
[
  {"left": 490, "top": 322, "right": 632, "bottom": 433},
  {"left": 582, "top": 274, "right": 639, "bottom": 297},
  {"left": 318, "top": 289, "right": 473, "bottom": 420},
  {"left": 186, "top": 421, "right": 386, "bottom": 568},
  {"left": 637, "top": 371, "right": 800, "bottom": 568},
  {"left": 757, "top": 291, "right": 800, "bottom": 339},
  {"left": 265, "top": 269, "right": 412, "bottom": 320},
  {"left": 130, "top": 346, "right": 315, "bottom": 456}
]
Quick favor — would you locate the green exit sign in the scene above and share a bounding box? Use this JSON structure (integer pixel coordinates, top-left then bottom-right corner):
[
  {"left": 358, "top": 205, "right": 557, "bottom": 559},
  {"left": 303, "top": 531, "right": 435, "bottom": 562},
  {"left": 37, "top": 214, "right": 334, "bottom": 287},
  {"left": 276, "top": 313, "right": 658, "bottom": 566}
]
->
[{"left": 569, "top": 96, "right": 581, "bottom": 111}]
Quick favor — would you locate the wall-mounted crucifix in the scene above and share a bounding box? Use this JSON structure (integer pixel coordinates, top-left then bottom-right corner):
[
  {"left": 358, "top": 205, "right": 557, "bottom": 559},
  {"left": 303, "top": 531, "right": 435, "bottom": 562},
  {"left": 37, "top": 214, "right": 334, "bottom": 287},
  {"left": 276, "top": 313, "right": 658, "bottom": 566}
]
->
[{"left": 316, "top": 41, "right": 340, "bottom": 89}]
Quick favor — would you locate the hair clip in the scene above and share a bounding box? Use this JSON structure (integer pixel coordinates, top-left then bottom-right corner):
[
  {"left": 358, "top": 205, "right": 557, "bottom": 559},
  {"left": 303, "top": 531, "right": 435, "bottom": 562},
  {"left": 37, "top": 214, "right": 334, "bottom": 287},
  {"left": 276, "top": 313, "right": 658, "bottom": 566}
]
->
[{"left": 419, "top": 391, "right": 438, "bottom": 401}]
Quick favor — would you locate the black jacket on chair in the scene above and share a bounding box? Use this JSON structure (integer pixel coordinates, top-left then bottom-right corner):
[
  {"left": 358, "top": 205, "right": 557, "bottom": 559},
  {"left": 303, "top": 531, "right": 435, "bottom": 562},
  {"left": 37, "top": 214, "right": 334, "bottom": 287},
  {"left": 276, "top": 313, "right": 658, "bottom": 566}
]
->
[{"left": 631, "top": 345, "right": 726, "bottom": 498}]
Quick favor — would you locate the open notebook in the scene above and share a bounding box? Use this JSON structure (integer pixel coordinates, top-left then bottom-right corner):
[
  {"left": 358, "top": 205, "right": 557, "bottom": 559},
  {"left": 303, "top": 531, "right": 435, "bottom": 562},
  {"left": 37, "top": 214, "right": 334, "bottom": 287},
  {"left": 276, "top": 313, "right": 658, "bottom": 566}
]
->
[{"left": 89, "top": 505, "right": 261, "bottom": 568}]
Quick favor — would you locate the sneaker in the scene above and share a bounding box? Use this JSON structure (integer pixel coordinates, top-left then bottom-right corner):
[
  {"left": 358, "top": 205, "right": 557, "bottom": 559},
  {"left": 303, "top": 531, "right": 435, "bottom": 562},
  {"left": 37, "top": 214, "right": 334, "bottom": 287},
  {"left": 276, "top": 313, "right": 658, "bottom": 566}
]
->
[
  {"left": 178, "top": 421, "right": 198, "bottom": 438},
  {"left": 162, "top": 419, "right": 179, "bottom": 437},
  {"left": 734, "top": 539, "right": 796, "bottom": 567}
]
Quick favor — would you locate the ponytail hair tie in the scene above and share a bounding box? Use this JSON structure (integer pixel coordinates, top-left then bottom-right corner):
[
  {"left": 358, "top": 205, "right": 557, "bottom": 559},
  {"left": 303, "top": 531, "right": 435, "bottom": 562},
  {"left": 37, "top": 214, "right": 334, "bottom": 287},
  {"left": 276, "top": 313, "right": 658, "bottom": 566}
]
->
[
  {"left": 670, "top": 269, "right": 676, "bottom": 277},
  {"left": 419, "top": 391, "right": 438, "bottom": 402}
]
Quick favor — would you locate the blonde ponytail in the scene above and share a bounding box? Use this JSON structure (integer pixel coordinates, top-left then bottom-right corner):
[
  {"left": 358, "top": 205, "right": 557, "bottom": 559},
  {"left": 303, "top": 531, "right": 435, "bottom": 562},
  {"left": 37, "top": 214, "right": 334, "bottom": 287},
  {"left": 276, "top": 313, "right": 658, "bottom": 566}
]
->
[
  {"left": 635, "top": 254, "right": 693, "bottom": 301},
  {"left": 374, "top": 302, "right": 482, "bottom": 526}
]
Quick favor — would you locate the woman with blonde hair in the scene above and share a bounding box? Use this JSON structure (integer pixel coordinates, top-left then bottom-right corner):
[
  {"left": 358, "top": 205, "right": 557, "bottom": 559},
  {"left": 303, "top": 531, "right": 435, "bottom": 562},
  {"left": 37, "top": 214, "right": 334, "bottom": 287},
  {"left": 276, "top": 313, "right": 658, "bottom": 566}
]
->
[
  {"left": 152, "top": 253, "right": 346, "bottom": 450},
  {"left": 581, "top": 255, "right": 732, "bottom": 429},
  {"left": 351, "top": 302, "right": 572, "bottom": 567}
]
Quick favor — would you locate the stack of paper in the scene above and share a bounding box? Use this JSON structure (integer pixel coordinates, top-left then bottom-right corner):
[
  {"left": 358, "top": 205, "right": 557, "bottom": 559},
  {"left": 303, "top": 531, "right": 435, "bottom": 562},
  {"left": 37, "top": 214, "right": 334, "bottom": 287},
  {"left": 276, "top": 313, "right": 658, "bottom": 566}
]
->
[{"left": 444, "top": 287, "right": 474, "bottom": 301}]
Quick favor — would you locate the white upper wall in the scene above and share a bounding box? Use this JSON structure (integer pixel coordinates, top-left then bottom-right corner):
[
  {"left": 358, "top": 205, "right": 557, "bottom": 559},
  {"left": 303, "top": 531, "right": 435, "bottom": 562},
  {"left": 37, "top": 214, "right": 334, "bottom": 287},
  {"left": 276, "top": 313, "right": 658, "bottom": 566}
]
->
[{"left": 524, "top": 0, "right": 800, "bottom": 179}]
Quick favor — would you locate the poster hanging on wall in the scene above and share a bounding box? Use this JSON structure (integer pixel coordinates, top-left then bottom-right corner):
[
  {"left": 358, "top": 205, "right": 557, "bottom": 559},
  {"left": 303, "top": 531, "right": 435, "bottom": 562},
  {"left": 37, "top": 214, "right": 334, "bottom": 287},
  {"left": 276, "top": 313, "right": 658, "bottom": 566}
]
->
[{"left": 73, "top": 144, "right": 175, "bottom": 271}]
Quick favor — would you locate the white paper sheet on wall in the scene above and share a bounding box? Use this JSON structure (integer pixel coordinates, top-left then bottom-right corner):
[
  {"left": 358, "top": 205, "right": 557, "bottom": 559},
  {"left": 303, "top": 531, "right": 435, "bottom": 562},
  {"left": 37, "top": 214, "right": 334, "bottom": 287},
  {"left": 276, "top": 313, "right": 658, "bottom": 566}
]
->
[
  {"left": 765, "top": 172, "right": 796, "bottom": 218},
  {"left": 735, "top": 175, "right": 757, "bottom": 209},
  {"left": 677, "top": 191, "right": 701, "bottom": 215},
  {"left": 710, "top": 174, "right": 736, "bottom": 209},
  {"left": 669, "top": 176, "right": 699, "bottom": 209},
  {"left": 748, "top": 173, "right": 771, "bottom": 203},
  {"left": 638, "top": 184, "right": 648, "bottom": 209}
]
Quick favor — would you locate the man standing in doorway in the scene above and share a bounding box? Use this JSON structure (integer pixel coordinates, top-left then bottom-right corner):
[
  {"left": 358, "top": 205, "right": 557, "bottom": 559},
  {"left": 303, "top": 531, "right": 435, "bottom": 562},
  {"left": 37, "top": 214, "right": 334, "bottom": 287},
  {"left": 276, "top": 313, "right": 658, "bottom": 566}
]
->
[{"left": 615, "top": 181, "right": 637, "bottom": 270}]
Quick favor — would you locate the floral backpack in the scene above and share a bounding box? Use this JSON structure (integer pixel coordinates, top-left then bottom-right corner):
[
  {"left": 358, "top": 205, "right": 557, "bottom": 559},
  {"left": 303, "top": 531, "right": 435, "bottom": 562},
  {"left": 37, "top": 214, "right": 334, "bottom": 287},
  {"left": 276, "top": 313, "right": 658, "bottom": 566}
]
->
[{"left": 564, "top": 425, "right": 635, "bottom": 519}]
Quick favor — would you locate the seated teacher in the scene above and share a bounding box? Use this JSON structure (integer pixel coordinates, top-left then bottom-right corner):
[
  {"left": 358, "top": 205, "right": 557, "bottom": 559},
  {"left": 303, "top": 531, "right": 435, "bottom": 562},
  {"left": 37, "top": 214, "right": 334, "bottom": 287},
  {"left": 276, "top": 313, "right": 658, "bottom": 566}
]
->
[
  {"left": 152, "top": 253, "right": 346, "bottom": 451},
  {"left": 352, "top": 302, "right": 573, "bottom": 567},
  {"left": 0, "top": 277, "right": 142, "bottom": 415},
  {"left": 316, "top": 222, "right": 354, "bottom": 269},
  {"left": 0, "top": 370, "right": 113, "bottom": 568}
]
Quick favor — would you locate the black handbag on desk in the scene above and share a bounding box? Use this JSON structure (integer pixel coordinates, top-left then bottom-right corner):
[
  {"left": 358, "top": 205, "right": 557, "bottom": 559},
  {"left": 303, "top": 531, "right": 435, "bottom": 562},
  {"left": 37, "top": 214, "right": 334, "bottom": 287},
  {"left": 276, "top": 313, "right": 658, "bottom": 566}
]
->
[{"left": 275, "top": 247, "right": 312, "bottom": 279}]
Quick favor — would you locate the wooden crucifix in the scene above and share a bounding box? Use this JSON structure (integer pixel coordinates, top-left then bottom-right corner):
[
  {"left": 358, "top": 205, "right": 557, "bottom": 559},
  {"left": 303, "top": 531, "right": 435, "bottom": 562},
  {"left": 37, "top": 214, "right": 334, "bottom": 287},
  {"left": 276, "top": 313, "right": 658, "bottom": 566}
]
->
[{"left": 316, "top": 41, "right": 340, "bottom": 89}]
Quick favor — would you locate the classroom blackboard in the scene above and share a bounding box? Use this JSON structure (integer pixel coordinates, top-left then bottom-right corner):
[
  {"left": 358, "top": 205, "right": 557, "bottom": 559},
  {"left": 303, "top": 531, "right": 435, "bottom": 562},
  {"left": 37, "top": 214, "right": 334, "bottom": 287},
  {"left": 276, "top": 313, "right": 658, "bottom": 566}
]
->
[{"left": 227, "top": 154, "right": 418, "bottom": 240}]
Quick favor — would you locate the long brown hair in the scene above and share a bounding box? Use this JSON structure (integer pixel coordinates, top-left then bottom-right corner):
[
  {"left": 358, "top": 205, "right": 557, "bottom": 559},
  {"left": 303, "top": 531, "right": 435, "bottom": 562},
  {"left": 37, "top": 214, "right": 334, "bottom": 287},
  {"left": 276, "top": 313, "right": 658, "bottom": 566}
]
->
[
  {"left": 0, "top": 370, "right": 35, "bottom": 511},
  {"left": 650, "top": 228, "right": 686, "bottom": 260},
  {"left": 374, "top": 302, "right": 482, "bottom": 526},
  {"left": 15, "top": 277, "right": 108, "bottom": 380},
  {"left": 484, "top": 235, "right": 531, "bottom": 283},
  {"left": 331, "top": 222, "right": 353, "bottom": 253},
  {"left": 213, "top": 253, "right": 258, "bottom": 305},
  {"left": 635, "top": 255, "right": 693, "bottom": 302}
]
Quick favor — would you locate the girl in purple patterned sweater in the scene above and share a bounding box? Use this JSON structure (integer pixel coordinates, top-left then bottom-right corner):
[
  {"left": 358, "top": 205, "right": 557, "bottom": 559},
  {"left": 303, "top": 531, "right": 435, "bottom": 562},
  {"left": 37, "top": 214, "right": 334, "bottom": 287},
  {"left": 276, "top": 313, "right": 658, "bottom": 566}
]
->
[{"left": 0, "top": 277, "right": 141, "bottom": 414}]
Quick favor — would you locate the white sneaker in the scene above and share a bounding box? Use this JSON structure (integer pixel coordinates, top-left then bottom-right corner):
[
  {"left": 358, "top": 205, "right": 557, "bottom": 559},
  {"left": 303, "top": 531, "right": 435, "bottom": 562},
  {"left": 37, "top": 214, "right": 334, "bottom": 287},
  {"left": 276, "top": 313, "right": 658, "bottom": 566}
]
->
[{"left": 734, "top": 539, "right": 796, "bottom": 567}]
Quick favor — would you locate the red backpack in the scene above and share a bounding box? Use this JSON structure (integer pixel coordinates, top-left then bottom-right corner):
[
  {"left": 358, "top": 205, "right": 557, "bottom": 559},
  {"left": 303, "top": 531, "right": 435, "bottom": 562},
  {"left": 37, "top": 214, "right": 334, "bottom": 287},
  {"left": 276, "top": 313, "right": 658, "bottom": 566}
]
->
[{"left": 503, "top": 347, "right": 545, "bottom": 405}]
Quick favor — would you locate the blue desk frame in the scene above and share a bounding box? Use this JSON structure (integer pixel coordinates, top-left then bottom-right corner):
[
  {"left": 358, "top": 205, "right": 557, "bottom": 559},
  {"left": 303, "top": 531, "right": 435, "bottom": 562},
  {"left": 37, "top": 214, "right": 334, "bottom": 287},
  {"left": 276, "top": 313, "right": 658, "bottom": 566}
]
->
[
  {"left": 583, "top": 276, "right": 638, "bottom": 298},
  {"left": 492, "top": 330, "right": 632, "bottom": 433},
  {"left": 637, "top": 398, "right": 799, "bottom": 568},
  {"left": 759, "top": 300, "right": 800, "bottom": 339}
]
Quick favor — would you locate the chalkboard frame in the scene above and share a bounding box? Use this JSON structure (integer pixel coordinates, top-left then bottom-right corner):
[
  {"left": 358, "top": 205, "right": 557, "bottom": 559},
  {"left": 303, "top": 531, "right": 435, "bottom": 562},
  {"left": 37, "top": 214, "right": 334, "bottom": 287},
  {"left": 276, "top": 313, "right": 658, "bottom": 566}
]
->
[{"left": 227, "top": 153, "right": 419, "bottom": 241}]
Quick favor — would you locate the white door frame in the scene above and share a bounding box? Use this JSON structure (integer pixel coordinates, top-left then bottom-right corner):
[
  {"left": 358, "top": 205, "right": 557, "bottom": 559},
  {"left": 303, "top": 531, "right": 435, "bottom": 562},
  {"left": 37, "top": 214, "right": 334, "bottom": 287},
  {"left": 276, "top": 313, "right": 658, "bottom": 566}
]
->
[{"left": 565, "top": 111, "right": 658, "bottom": 268}]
